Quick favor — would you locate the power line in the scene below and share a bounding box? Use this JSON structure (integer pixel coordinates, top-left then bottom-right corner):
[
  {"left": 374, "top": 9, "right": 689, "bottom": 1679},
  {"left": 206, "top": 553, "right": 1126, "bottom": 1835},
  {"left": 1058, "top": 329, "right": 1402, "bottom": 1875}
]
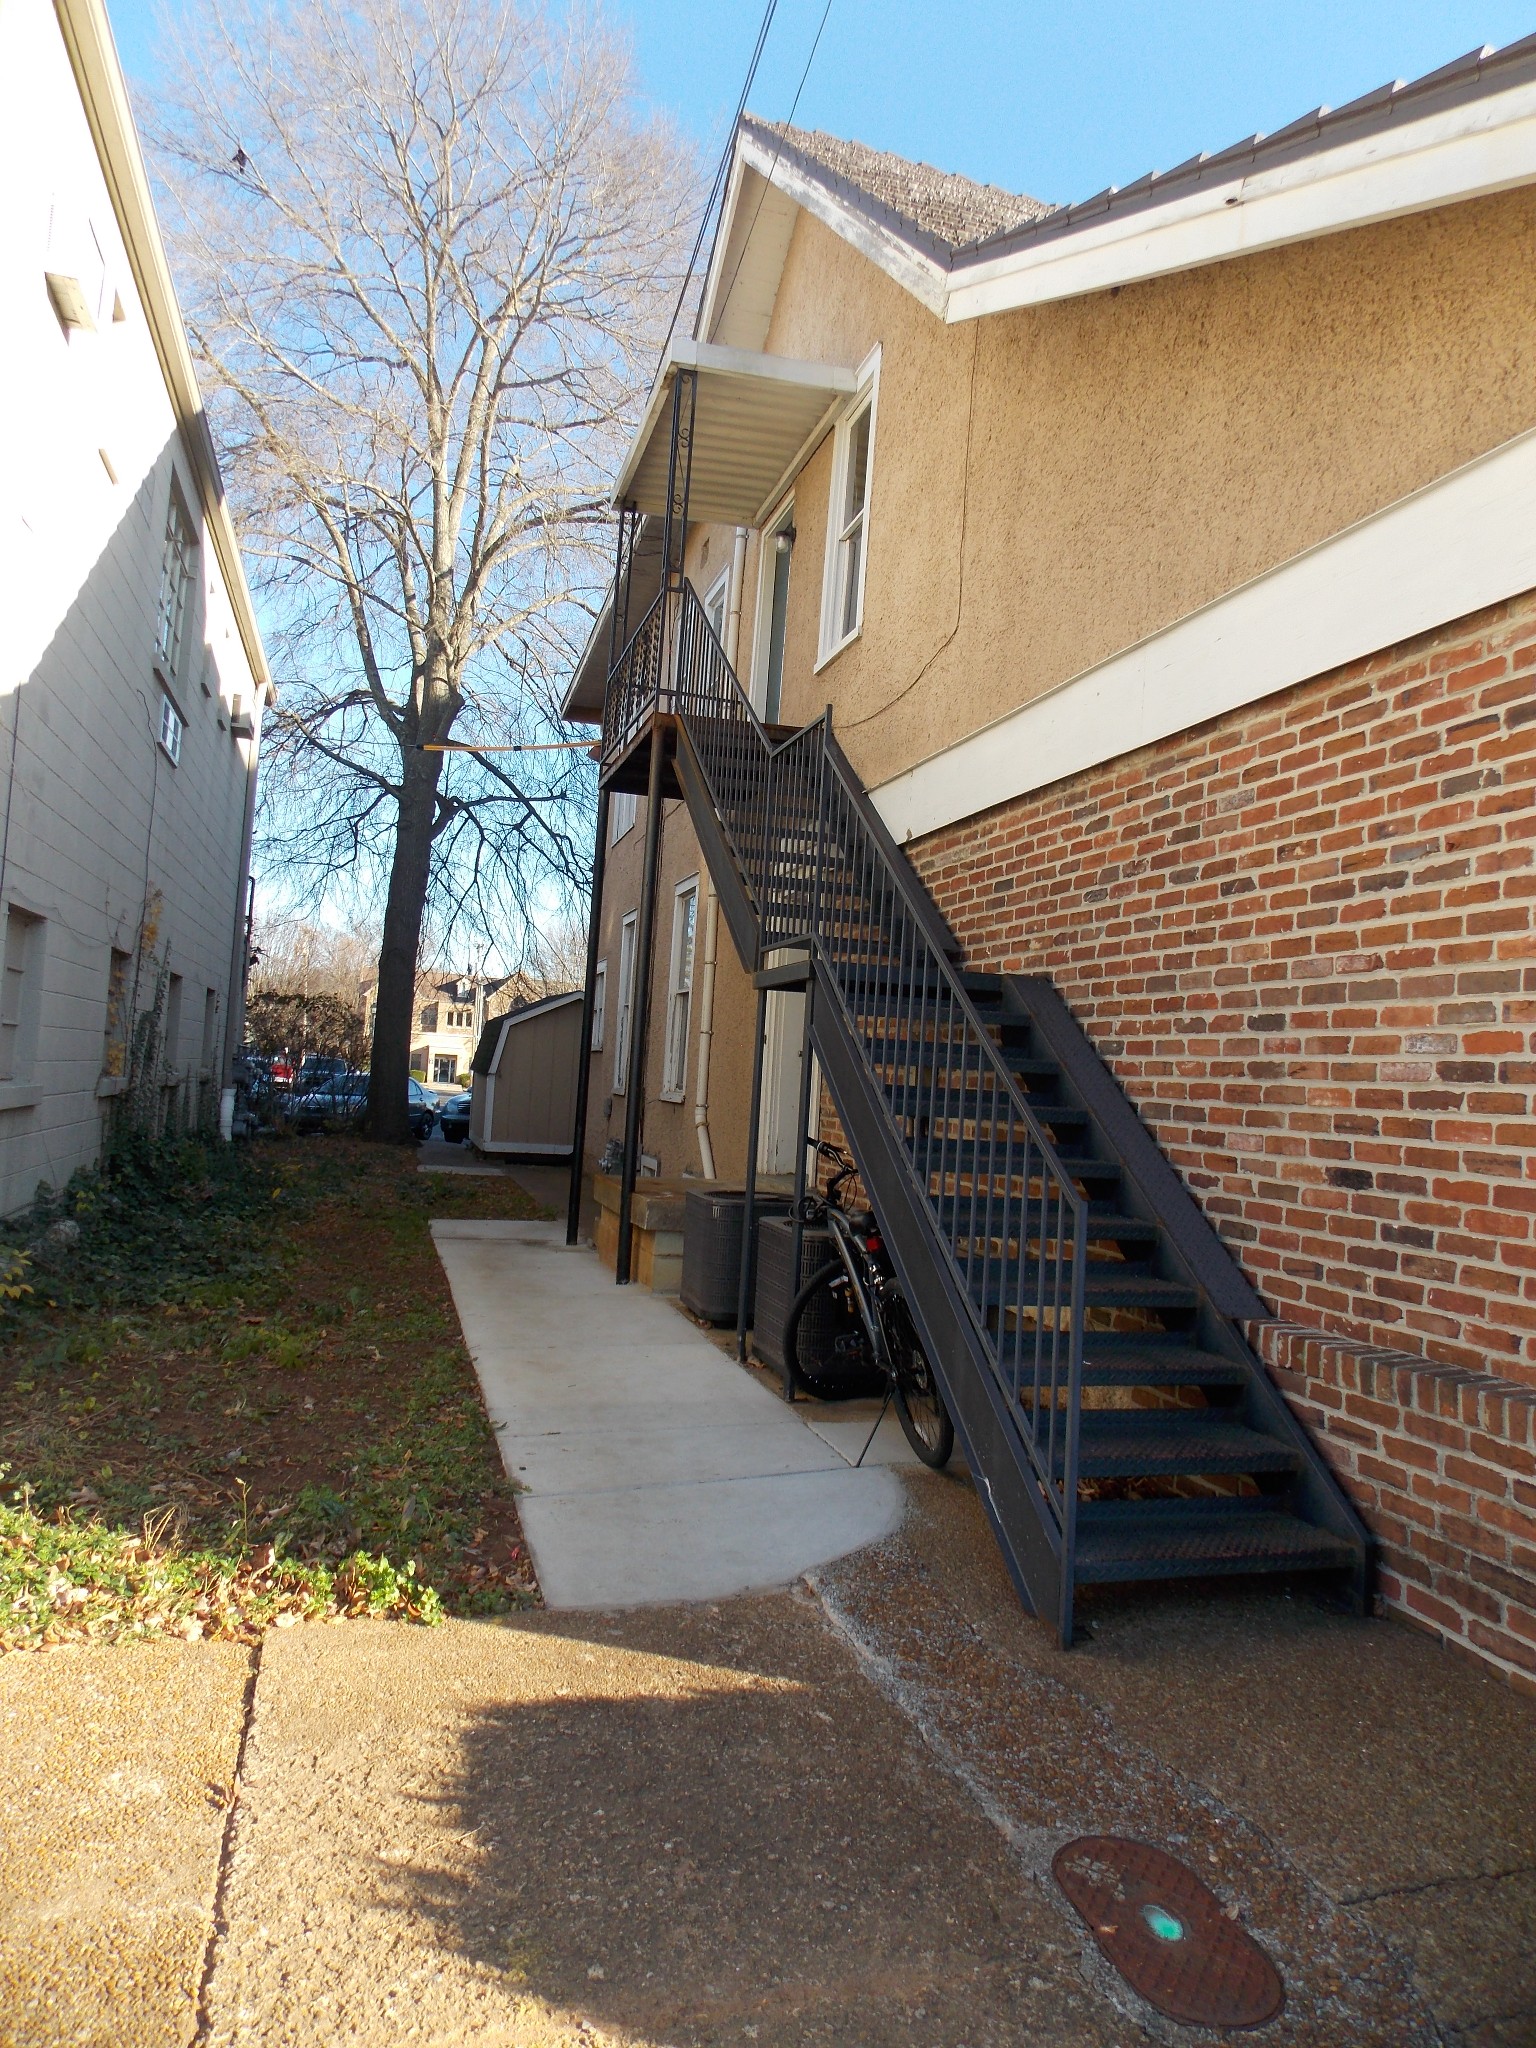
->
[
  {"left": 710, "top": 0, "right": 834, "bottom": 336},
  {"left": 655, "top": 0, "right": 781, "bottom": 373}
]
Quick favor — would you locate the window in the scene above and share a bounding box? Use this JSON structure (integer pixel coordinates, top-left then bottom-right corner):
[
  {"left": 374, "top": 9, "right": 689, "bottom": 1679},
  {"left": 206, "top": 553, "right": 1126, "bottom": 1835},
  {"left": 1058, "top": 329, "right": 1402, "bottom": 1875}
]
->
[
  {"left": 610, "top": 790, "right": 638, "bottom": 843},
  {"left": 662, "top": 880, "right": 698, "bottom": 1098},
  {"left": 157, "top": 690, "right": 183, "bottom": 765},
  {"left": 433, "top": 1052, "right": 458, "bottom": 1083},
  {"left": 155, "top": 485, "right": 197, "bottom": 678},
  {"left": 612, "top": 911, "right": 637, "bottom": 1095},
  {"left": 819, "top": 359, "right": 879, "bottom": 664},
  {"left": 704, "top": 567, "right": 730, "bottom": 645},
  {"left": 419, "top": 1003, "right": 439, "bottom": 1032},
  {"left": 591, "top": 960, "right": 607, "bottom": 1051},
  {"left": 0, "top": 909, "right": 44, "bottom": 1085},
  {"left": 163, "top": 974, "right": 183, "bottom": 1074},
  {"left": 102, "top": 947, "right": 131, "bottom": 1077},
  {"left": 448, "top": 1006, "right": 473, "bottom": 1029}
]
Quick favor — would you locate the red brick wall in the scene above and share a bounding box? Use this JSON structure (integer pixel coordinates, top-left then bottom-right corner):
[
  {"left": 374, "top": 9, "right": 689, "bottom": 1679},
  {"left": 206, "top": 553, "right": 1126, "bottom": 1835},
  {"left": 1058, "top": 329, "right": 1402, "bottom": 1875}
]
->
[
  {"left": 907, "top": 591, "right": 1536, "bottom": 1682},
  {"left": 912, "top": 592, "right": 1536, "bottom": 1389},
  {"left": 1249, "top": 1322, "right": 1536, "bottom": 1690}
]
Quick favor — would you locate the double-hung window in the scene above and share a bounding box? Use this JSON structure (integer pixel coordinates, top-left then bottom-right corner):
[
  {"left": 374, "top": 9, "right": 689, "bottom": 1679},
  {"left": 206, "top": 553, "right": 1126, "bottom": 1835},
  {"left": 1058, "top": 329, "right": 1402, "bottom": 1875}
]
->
[
  {"left": 612, "top": 912, "right": 638, "bottom": 1095},
  {"left": 0, "top": 909, "right": 44, "bottom": 1086},
  {"left": 155, "top": 484, "right": 197, "bottom": 679},
  {"left": 819, "top": 359, "right": 878, "bottom": 663},
  {"left": 157, "top": 691, "right": 183, "bottom": 765},
  {"left": 610, "top": 790, "right": 638, "bottom": 842},
  {"left": 661, "top": 879, "right": 698, "bottom": 1098}
]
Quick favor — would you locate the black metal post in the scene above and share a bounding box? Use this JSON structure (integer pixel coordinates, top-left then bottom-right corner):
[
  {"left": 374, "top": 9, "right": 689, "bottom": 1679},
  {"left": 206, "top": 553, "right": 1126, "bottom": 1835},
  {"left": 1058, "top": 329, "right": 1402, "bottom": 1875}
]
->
[
  {"left": 615, "top": 722, "right": 666, "bottom": 1284},
  {"left": 566, "top": 783, "right": 611, "bottom": 1246},
  {"left": 659, "top": 369, "right": 697, "bottom": 599},
  {"left": 736, "top": 983, "right": 769, "bottom": 1359},
  {"left": 789, "top": 975, "right": 816, "bottom": 1297}
]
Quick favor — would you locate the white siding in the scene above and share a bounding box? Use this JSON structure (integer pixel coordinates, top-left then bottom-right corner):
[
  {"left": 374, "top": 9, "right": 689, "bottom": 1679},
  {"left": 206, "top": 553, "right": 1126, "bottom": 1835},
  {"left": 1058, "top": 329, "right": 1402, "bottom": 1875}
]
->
[{"left": 0, "top": 0, "right": 261, "bottom": 1210}]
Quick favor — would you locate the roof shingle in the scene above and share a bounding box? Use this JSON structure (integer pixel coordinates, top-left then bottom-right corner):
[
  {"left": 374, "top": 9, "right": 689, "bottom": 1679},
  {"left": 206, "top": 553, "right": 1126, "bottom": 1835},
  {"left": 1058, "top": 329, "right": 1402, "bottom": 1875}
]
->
[{"left": 742, "top": 116, "right": 1053, "bottom": 255}]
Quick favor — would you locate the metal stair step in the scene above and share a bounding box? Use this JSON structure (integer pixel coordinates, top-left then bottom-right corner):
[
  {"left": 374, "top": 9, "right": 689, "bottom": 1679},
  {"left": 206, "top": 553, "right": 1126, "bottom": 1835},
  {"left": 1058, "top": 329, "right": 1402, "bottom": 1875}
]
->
[
  {"left": 1079, "top": 1337, "right": 1247, "bottom": 1387},
  {"left": 1062, "top": 1411, "right": 1300, "bottom": 1478},
  {"left": 936, "top": 1201, "right": 1161, "bottom": 1249},
  {"left": 1074, "top": 1498, "right": 1359, "bottom": 1582},
  {"left": 979, "top": 1269, "right": 1199, "bottom": 1312}
]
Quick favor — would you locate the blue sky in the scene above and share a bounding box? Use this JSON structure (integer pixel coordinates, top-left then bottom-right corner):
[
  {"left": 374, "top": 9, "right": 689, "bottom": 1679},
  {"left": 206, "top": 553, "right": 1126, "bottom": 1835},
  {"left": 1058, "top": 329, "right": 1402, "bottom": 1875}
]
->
[{"left": 111, "top": 1, "right": 1535, "bottom": 208}]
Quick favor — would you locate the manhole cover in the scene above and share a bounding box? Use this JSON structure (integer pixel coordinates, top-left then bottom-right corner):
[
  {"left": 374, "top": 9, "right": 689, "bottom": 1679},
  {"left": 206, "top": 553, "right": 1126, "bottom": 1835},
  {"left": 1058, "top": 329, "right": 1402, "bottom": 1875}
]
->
[{"left": 1053, "top": 1835, "right": 1284, "bottom": 2030}]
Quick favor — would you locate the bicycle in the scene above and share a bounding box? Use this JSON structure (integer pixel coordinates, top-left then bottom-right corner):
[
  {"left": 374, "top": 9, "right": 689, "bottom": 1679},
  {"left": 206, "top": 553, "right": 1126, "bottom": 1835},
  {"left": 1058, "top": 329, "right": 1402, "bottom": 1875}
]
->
[{"left": 783, "top": 1141, "right": 955, "bottom": 1469}]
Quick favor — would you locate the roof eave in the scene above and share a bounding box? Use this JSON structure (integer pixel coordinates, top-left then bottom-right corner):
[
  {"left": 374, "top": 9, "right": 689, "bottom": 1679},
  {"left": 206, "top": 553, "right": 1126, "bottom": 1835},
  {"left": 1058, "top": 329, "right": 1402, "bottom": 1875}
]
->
[{"left": 53, "top": 0, "right": 273, "bottom": 700}]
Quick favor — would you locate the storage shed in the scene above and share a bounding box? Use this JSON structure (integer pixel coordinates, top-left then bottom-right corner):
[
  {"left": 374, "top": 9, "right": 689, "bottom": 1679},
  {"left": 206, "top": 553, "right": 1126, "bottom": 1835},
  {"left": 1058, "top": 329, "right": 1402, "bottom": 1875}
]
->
[{"left": 468, "top": 991, "right": 582, "bottom": 1158}]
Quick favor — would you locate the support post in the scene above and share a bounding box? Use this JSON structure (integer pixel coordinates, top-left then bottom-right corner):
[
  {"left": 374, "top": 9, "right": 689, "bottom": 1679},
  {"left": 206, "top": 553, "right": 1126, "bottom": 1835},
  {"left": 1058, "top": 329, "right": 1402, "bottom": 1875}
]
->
[
  {"left": 736, "top": 982, "right": 769, "bottom": 1360},
  {"left": 566, "top": 783, "right": 611, "bottom": 1246},
  {"left": 789, "top": 975, "right": 816, "bottom": 1298},
  {"left": 616, "top": 721, "right": 666, "bottom": 1284}
]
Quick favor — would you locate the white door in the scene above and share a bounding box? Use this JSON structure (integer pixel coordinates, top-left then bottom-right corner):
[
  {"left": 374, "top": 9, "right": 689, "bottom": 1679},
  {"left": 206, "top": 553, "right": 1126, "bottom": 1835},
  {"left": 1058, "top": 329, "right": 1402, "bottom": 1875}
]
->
[{"left": 757, "top": 982, "right": 811, "bottom": 1176}]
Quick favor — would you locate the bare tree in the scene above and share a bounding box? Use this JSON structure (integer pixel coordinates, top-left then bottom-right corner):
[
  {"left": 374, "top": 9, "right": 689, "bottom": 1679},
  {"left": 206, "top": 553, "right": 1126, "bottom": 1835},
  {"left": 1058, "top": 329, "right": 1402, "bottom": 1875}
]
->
[
  {"left": 149, "top": 0, "right": 694, "bottom": 1137},
  {"left": 249, "top": 916, "right": 380, "bottom": 1006}
]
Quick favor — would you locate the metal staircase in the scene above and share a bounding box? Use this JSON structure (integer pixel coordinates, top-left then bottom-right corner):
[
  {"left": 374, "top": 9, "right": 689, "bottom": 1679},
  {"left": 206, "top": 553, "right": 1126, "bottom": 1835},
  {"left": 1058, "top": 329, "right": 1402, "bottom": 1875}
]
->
[{"left": 604, "top": 583, "right": 1369, "bottom": 1646}]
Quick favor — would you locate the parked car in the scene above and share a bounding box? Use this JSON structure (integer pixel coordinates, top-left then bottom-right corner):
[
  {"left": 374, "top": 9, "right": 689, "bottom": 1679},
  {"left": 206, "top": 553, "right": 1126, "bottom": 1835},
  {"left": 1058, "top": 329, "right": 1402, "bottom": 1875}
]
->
[
  {"left": 287, "top": 1074, "right": 437, "bottom": 1140},
  {"left": 436, "top": 1090, "right": 472, "bottom": 1143},
  {"left": 296, "top": 1053, "right": 351, "bottom": 1091}
]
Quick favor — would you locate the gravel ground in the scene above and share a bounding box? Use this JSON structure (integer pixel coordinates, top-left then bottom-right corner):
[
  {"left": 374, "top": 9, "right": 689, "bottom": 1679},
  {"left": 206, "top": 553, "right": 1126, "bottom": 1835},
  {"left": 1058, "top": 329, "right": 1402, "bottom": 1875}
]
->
[{"left": 2, "top": 1444, "right": 1532, "bottom": 2046}]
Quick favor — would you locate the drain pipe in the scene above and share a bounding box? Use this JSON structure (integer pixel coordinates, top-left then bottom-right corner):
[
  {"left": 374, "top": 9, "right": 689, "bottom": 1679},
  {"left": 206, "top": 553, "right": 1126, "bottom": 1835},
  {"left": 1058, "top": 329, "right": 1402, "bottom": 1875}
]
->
[{"left": 694, "top": 525, "right": 748, "bottom": 1180}]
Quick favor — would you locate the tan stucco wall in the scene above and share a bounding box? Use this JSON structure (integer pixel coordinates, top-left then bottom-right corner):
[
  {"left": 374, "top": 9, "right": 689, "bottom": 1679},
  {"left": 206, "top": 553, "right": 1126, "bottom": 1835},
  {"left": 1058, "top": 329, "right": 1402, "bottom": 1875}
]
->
[
  {"left": 584, "top": 790, "right": 759, "bottom": 1186},
  {"left": 743, "top": 189, "right": 1536, "bottom": 790}
]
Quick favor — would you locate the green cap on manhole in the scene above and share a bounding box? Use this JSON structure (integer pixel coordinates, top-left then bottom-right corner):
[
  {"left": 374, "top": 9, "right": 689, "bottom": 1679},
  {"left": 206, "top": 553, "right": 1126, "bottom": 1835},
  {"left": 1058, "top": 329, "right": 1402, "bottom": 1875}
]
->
[{"left": 1142, "top": 1903, "right": 1185, "bottom": 1942}]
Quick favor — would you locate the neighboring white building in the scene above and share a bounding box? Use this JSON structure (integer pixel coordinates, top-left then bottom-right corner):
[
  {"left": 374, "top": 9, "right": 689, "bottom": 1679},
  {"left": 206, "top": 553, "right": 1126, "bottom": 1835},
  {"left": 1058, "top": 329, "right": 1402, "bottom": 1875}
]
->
[
  {"left": 362, "top": 972, "right": 516, "bottom": 1089},
  {"left": 0, "top": 0, "right": 269, "bottom": 1210}
]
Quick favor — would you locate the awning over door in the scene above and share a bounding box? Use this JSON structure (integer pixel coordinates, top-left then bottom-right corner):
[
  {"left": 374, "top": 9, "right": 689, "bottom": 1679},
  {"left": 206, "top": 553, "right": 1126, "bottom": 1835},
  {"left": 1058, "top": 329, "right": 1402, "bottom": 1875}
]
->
[{"left": 613, "top": 338, "right": 858, "bottom": 527}]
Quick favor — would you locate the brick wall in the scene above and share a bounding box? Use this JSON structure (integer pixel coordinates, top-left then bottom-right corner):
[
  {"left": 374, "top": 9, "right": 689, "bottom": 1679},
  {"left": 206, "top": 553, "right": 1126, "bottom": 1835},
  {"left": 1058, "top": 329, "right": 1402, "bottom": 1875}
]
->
[
  {"left": 908, "top": 591, "right": 1536, "bottom": 1681},
  {"left": 913, "top": 592, "right": 1536, "bottom": 1387}
]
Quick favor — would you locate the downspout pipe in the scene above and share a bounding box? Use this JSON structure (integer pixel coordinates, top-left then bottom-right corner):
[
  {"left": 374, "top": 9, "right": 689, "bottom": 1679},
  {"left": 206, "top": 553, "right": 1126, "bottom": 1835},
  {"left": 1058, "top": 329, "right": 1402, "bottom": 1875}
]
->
[
  {"left": 694, "top": 525, "right": 747, "bottom": 1180},
  {"left": 220, "top": 696, "right": 264, "bottom": 1139}
]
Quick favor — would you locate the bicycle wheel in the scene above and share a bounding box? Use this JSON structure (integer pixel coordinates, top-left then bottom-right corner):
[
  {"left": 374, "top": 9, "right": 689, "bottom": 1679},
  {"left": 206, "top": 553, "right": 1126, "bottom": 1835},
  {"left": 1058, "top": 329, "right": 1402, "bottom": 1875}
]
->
[
  {"left": 785, "top": 1259, "right": 879, "bottom": 1401},
  {"left": 883, "top": 1297, "right": 954, "bottom": 1468}
]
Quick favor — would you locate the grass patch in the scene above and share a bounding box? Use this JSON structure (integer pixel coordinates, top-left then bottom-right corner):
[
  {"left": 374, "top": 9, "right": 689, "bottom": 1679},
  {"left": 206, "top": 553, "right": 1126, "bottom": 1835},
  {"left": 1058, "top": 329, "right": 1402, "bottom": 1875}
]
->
[{"left": 0, "top": 1136, "right": 546, "bottom": 1648}]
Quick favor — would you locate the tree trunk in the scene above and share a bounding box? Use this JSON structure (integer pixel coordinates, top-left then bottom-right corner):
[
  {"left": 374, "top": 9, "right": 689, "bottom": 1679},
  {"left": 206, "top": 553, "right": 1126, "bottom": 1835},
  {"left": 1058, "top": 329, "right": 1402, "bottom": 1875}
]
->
[{"left": 367, "top": 753, "right": 442, "bottom": 1142}]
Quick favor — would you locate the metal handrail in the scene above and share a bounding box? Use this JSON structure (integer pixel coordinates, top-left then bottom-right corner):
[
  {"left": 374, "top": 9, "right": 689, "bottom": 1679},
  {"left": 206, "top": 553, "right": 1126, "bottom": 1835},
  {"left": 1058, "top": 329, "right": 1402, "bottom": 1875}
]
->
[{"left": 604, "top": 582, "right": 1087, "bottom": 1555}]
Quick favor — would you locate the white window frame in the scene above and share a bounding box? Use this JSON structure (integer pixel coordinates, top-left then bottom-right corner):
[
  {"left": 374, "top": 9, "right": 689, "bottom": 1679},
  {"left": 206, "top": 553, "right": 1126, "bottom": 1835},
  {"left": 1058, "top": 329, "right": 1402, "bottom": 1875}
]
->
[
  {"left": 660, "top": 877, "right": 698, "bottom": 1100},
  {"left": 591, "top": 960, "right": 607, "bottom": 1052},
  {"left": 817, "top": 348, "right": 880, "bottom": 669},
  {"left": 703, "top": 566, "right": 730, "bottom": 646},
  {"left": 610, "top": 789, "right": 638, "bottom": 843},
  {"left": 157, "top": 690, "right": 183, "bottom": 765},
  {"left": 0, "top": 908, "right": 45, "bottom": 1086},
  {"left": 612, "top": 911, "right": 638, "bottom": 1095},
  {"left": 155, "top": 481, "right": 198, "bottom": 680}
]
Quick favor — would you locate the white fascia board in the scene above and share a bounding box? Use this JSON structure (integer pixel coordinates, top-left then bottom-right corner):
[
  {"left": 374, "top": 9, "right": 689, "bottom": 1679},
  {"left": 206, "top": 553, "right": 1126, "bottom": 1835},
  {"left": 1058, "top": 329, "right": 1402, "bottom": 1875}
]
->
[
  {"left": 53, "top": 0, "right": 272, "bottom": 697},
  {"left": 736, "top": 130, "right": 951, "bottom": 318},
  {"left": 872, "top": 422, "right": 1536, "bottom": 845},
  {"left": 947, "top": 82, "right": 1536, "bottom": 321},
  {"left": 610, "top": 336, "right": 858, "bottom": 509}
]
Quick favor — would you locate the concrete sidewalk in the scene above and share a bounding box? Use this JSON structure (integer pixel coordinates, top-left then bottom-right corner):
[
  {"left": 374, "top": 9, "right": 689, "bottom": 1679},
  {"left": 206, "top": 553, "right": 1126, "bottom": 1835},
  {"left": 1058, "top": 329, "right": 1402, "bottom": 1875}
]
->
[{"left": 431, "top": 1219, "right": 904, "bottom": 1608}]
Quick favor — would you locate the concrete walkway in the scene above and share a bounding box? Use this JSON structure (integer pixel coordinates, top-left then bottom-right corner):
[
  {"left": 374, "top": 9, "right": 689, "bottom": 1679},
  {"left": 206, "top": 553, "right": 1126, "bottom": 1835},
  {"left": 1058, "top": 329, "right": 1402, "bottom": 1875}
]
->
[{"left": 431, "top": 1219, "right": 905, "bottom": 1608}]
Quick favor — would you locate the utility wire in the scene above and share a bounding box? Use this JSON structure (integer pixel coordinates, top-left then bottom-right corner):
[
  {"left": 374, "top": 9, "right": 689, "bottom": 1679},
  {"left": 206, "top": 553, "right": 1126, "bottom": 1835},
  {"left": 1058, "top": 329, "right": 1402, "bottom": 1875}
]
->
[
  {"left": 655, "top": 0, "right": 780, "bottom": 372},
  {"left": 710, "top": 0, "right": 834, "bottom": 335}
]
